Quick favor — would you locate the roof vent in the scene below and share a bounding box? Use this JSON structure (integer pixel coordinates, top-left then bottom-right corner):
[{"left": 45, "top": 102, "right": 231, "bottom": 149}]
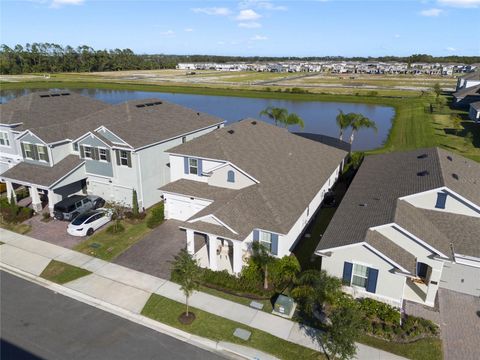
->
[
  {"left": 136, "top": 104, "right": 146, "bottom": 108},
  {"left": 417, "top": 170, "right": 429, "bottom": 177},
  {"left": 197, "top": 112, "right": 200, "bottom": 116},
  {"left": 39, "top": 94, "right": 51, "bottom": 98},
  {"left": 227, "top": 130, "right": 235, "bottom": 135},
  {"left": 51, "top": 93, "right": 60, "bottom": 97},
  {"left": 417, "top": 153, "right": 428, "bottom": 159},
  {"left": 447, "top": 156, "right": 453, "bottom": 161},
  {"left": 359, "top": 203, "right": 368, "bottom": 207},
  {"left": 61, "top": 92, "right": 70, "bottom": 96},
  {"left": 452, "top": 173, "right": 459, "bottom": 180},
  {"left": 136, "top": 101, "right": 162, "bottom": 108},
  {"left": 251, "top": 121, "right": 257, "bottom": 125}
]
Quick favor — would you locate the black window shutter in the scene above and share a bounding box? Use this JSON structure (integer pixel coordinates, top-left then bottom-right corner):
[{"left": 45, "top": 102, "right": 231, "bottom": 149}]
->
[
  {"left": 43, "top": 146, "right": 49, "bottom": 162},
  {"left": 80, "top": 145, "right": 85, "bottom": 158},
  {"left": 366, "top": 268, "right": 378, "bottom": 293},
  {"left": 32, "top": 145, "right": 39, "bottom": 160},
  {"left": 106, "top": 149, "right": 111, "bottom": 162},
  {"left": 21, "top": 143, "right": 26, "bottom": 158},
  {"left": 115, "top": 150, "right": 120, "bottom": 165},
  {"left": 342, "top": 262, "right": 353, "bottom": 286},
  {"left": 127, "top": 151, "right": 132, "bottom": 168},
  {"left": 93, "top": 147, "right": 99, "bottom": 160}
]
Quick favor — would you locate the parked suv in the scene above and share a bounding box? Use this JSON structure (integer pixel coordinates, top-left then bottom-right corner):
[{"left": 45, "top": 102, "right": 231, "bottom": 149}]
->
[{"left": 53, "top": 195, "right": 105, "bottom": 221}]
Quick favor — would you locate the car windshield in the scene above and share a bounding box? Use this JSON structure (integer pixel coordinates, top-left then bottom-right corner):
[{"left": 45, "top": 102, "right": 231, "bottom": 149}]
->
[{"left": 71, "top": 212, "right": 95, "bottom": 225}]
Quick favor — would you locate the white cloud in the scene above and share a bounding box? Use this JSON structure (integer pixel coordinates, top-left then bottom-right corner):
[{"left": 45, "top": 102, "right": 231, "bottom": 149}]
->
[
  {"left": 50, "top": 0, "right": 84, "bottom": 8},
  {"left": 420, "top": 8, "right": 443, "bottom": 16},
  {"left": 438, "top": 0, "right": 480, "bottom": 7},
  {"left": 160, "top": 30, "right": 174, "bottom": 36},
  {"left": 236, "top": 9, "right": 262, "bottom": 21},
  {"left": 446, "top": 46, "right": 457, "bottom": 51},
  {"left": 251, "top": 34, "right": 268, "bottom": 41},
  {"left": 217, "top": 41, "right": 225, "bottom": 45},
  {"left": 191, "top": 7, "right": 231, "bottom": 16},
  {"left": 238, "top": 22, "right": 262, "bottom": 28},
  {"left": 394, "top": 34, "right": 401, "bottom": 38},
  {"left": 184, "top": 28, "right": 194, "bottom": 32},
  {"left": 239, "top": 1, "right": 287, "bottom": 11}
]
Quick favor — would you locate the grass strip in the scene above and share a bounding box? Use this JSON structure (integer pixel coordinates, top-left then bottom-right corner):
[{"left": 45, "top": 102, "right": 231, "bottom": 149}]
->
[{"left": 40, "top": 260, "right": 91, "bottom": 284}]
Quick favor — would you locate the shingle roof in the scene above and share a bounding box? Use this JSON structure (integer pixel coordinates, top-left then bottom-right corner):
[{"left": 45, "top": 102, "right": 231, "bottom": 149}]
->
[
  {"left": 0, "top": 155, "right": 84, "bottom": 188},
  {"left": 461, "top": 71, "right": 480, "bottom": 81},
  {"left": 163, "top": 119, "right": 348, "bottom": 240},
  {"left": 471, "top": 101, "right": 480, "bottom": 111},
  {"left": 453, "top": 84, "right": 480, "bottom": 99},
  {"left": 316, "top": 147, "right": 480, "bottom": 261}
]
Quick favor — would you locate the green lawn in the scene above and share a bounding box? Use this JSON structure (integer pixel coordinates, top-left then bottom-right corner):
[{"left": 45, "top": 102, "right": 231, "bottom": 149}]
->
[
  {"left": 40, "top": 260, "right": 91, "bottom": 284},
  {"left": 0, "top": 222, "right": 32, "bottom": 235},
  {"left": 73, "top": 220, "right": 151, "bottom": 261},
  {"left": 142, "top": 293, "right": 323, "bottom": 360},
  {"left": 358, "top": 334, "right": 443, "bottom": 360}
]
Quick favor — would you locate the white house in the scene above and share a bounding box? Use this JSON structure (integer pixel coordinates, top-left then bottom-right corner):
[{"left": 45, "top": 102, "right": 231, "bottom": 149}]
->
[
  {"left": 1, "top": 92, "right": 223, "bottom": 214},
  {"left": 316, "top": 148, "right": 480, "bottom": 309},
  {"left": 456, "top": 71, "right": 480, "bottom": 91},
  {"left": 160, "top": 120, "right": 348, "bottom": 274},
  {"left": 469, "top": 101, "right": 480, "bottom": 123}
]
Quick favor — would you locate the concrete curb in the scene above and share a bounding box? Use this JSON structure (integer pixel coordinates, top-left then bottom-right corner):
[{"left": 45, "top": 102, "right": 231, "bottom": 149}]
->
[{"left": 0, "top": 262, "right": 265, "bottom": 360}]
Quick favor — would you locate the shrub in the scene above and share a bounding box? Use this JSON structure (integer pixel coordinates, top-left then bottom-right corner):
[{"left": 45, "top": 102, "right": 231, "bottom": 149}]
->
[
  {"left": 17, "top": 207, "right": 34, "bottom": 222},
  {"left": 42, "top": 212, "right": 51, "bottom": 220},
  {"left": 106, "top": 222, "right": 125, "bottom": 234},
  {"left": 146, "top": 202, "right": 164, "bottom": 229},
  {"left": 358, "top": 298, "right": 401, "bottom": 324},
  {"left": 0, "top": 199, "right": 33, "bottom": 224},
  {"left": 132, "top": 189, "right": 139, "bottom": 217}
]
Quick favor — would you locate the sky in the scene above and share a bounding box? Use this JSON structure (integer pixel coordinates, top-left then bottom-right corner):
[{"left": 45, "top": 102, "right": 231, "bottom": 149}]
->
[{"left": 1, "top": 0, "right": 479, "bottom": 57}]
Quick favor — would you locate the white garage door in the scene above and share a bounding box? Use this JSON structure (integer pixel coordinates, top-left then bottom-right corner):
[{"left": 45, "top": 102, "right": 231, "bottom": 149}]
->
[
  {"left": 166, "top": 197, "right": 206, "bottom": 221},
  {"left": 88, "top": 181, "right": 132, "bottom": 207}
]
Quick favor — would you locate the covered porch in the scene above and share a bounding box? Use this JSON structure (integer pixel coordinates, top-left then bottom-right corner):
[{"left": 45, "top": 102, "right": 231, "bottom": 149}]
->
[
  {"left": 1, "top": 155, "right": 87, "bottom": 216},
  {"left": 185, "top": 228, "right": 247, "bottom": 275},
  {"left": 402, "top": 261, "right": 441, "bottom": 307}
]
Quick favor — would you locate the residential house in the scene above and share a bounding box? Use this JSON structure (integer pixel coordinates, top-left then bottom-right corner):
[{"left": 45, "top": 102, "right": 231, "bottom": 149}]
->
[
  {"left": 160, "top": 119, "right": 348, "bottom": 274},
  {"left": 1, "top": 92, "right": 224, "bottom": 214},
  {"left": 452, "top": 84, "right": 480, "bottom": 108},
  {"left": 315, "top": 148, "right": 480, "bottom": 309},
  {"left": 469, "top": 101, "right": 480, "bottom": 123},
  {"left": 456, "top": 71, "right": 480, "bottom": 91}
]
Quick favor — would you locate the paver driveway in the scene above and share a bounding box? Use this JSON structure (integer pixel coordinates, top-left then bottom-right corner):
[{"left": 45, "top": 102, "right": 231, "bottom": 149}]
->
[
  {"left": 113, "top": 220, "right": 186, "bottom": 279},
  {"left": 438, "top": 288, "right": 480, "bottom": 360}
]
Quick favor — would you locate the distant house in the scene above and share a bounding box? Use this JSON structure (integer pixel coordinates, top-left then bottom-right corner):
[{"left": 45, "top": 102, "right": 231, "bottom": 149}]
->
[
  {"left": 469, "top": 101, "right": 480, "bottom": 123},
  {"left": 160, "top": 120, "right": 348, "bottom": 274},
  {"left": 452, "top": 84, "right": 480, "bottom": 108},
  {"left": 315, "top": 148, "right": 480, "bottom": 309},
  {"left": 456, "top": 71, "right": 480, "bottom": 91},
  {"left": 1, "top": 92, "right": 223, "bottom": 214}
]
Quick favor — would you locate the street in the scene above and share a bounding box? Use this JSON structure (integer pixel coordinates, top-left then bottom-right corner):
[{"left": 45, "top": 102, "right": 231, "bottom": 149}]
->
[{"left": 0, "top": 271, "right": 226, "bottom": 360}]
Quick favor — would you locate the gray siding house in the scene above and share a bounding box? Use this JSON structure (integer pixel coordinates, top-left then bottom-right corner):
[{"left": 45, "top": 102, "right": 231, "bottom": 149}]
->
[{"left": 1, "top": 92, "right": 224, "bottom": 214}]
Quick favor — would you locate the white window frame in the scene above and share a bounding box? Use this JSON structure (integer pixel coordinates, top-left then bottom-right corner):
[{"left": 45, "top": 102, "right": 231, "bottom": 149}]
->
[
  {"left": 99, "top": 148, "right": 108, "bottom": 162},
  {"left": 37, "top": 145, "right": 48, "bottom": 162},
  {"left": 259, "top": 231, "right": 272, "bottom": 252},
  {"left": 84, "top": 146, "right": 92, "bottom": 159},
  {"left": 189, "top": 158, "right": 198, "bottom": 175},
  {"left": 351, "top": 263, "right": 369, "bottom": 289},
  {"left": 23, "top": 142, "right": 34, "bottom": 159},
  {"left": 0, "top": 132, "right": 10, "bottom": 147},
  {"left": 119, "top": 150, "right": 130, "bottom": 166}
]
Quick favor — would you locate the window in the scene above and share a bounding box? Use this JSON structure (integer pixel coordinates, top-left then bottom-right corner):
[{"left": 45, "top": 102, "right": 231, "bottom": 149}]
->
[
  {"left": 259, "top": 231, "right": 272, "bottom": 252},
  {"left": 84, "top": 146, "right": 92, "bottom": 159},
  {"left": 37, "top": 146, "right": 48, "bottom": 162},
  {"left": 99, "top": 148, "right": 107, "bottom": 161},
  {"left": 73, "top": 142, "right": 79, "bottom": 152},
  {"left": 0, "top": 132, "right": 10, "bottom": 146},
  {"left": 120, "top": 151, "right": 129, "bottom": 166},
  {"left": 24, "top": 143, "right": 34, "bottom": 159},
  {"left": 227, "top": 170, "right": 235, "bottom": 183},
  {"left": 189, "top": 158, "right": 198, "bottom": 175},
  {"left": 182, "top": 136, "right": 187, "bottom": 144},
  {"left": 352, "top": 264, "right": 369, "bottom": 288}
]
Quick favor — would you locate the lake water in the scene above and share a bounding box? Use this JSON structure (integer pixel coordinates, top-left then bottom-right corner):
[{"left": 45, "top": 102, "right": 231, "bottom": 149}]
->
[{"left": 0, "top": 88, "right": 395, "bottom": 151}]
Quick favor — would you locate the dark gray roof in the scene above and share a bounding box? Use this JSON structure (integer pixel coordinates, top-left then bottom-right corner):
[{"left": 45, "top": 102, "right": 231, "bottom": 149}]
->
[
  {"left": 0, "top": 155, "right": 84, "bottom": 188},
  {"left": 163, "top": 119, "right": 348, "bottom": 240},
  {"left": 461, "top": 72, "right": 480, "bottom": 81},
  {"left": 293, "top": 132, "right": 351, "bottom": 152},
  {"left": 453, "top": 84, "right": 480, "bottom": 99},
  {"left": 471, "top": 101, "right": 480, "bottom": 111},
  {"left": 0, "top": 91, "right": 109, "bottom": 130},
  {"left": 316, "top": 147, "right": 480, "bottom": 261}
]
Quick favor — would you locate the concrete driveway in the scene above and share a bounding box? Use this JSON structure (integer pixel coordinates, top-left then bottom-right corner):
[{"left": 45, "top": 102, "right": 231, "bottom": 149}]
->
[
  {"left": 23, "top": 214, "right": 85, "bottom": 249},
  {"left": 114, "top": 220, "right": 186, "bottom": 279}
]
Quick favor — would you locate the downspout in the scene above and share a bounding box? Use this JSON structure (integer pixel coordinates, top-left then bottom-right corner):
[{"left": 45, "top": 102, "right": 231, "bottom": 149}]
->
[{"left": 136, "top": 151, "right": 146, "bottom": 211}]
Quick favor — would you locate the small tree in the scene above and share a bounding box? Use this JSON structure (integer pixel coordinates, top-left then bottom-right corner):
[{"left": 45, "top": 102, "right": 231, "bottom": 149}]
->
[
  {"left": 259, "top": 106, "right": 288, "bottom": 126},
  {"left": 319, "top": 304, "right": 363, "bottom": 360},
  {"left": 348, "top": 114, "right": 377, "bottom": 145},
  {"left": 104, "top": 200, "right": 126, "bottom": 233},
  {"left": 172, "top": 249, "right": 200, "bottom": 317},
  {"left": 270, "top": 255, "right": 301, "bottom": 292},
  {"left": 132, "top": 189, "right": 139, "bottom": 217},
  {"left": 451, "top": 114, "right": 462, "bottom": 135},
  {"left": 284, "top": 112, "right": 305, "bottom": 129},
  {"left": 251, "top": 241, "right": 274, "bottom": 290}
]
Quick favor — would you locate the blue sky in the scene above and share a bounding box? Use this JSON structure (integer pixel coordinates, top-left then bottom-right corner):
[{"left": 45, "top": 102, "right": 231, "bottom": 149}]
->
[{"left": 1, "top": 0, "right": 479, "bottom": 57}]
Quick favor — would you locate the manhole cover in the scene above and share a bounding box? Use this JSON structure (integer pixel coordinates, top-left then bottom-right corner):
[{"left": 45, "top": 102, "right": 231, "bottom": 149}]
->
[{"left": 89, "top": 242, "right": 101, "bottom": 249}]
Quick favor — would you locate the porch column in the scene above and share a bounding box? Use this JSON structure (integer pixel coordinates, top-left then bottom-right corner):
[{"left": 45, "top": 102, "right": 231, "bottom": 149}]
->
[
  {"left": 186, "top": 229, "right": 195, "bottom": 255},
  {"left": 29, "top": 186, "right": 42, "bottom": 213},
  {"left": 425, "top": 268, "right": 442, "bottom": 306},
  {"left": 47, "top": 190, "right": 56, "bottom": 217},
  {"left": 233, "top": 240, "right": 243, "bottom": 275},
  {"left": 6, "top": 181, "right": 16, "bottom": 204},
  {"left": 208, "top": 235, "right": 218, "bottom": 271}
]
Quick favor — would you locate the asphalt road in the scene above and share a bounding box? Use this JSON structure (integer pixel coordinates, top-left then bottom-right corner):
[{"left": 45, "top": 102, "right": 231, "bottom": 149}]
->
[{"left": 0, "top": 271, "right": 226, "bottom": 360}]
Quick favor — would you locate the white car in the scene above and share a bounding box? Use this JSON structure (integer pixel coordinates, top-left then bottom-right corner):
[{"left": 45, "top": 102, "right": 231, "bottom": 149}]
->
[{"left": 67, "top": 208, "right": 112, "bottom": 237}]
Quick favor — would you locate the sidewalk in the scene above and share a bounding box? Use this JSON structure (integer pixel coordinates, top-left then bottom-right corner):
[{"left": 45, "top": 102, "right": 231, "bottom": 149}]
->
[{"left": 0, "top": 229, "right": 406, "bottom": 360}]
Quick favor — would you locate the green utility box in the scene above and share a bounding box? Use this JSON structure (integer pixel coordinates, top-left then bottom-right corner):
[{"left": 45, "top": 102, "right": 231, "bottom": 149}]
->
[{"left": 273, "top": 295, "right": 295, "bottom": 317}]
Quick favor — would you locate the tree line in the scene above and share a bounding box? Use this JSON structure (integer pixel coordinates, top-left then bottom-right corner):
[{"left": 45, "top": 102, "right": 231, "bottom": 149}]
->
[{"left": 1, "top": 43, "right": 479, "bottom": 75}]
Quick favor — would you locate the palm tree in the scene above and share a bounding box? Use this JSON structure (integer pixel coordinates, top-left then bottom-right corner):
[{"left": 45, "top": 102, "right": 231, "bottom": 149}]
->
[
  {"left": 335, "top": 110, "right": 353, "bottom": 141},
  {"left": 259, "top": 106, "right": 288, "bottom": 126},
  {"left": 251, "top": 242, "right": 274, "bottom": 290},
  {"left": 348, "top": 114, "right": 377, "bottom": 145},
  {"left": 172, "top": 249, "right": 200, "bottom": 317},
  {"left": 284, "top": 112, "right": 305, "bottom": 129}
]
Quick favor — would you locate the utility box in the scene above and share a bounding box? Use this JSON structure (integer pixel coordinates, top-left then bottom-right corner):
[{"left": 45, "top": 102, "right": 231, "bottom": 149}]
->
[{"left": 273, "top": 295, "right": 296, "bottom": 318}]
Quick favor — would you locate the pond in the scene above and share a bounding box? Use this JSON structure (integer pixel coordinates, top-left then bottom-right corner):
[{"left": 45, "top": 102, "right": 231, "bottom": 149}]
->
[{"left": 1, "top": 88, "right": 395, "bottom": 151}]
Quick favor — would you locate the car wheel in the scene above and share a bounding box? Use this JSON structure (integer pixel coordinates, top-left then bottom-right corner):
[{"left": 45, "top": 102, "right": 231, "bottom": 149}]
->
[
  {"left": 86, "top": 228, "right": 94, "bottom": 236},
  {"left": 56, "top": 213, "right": 64, "bottom": 221}
]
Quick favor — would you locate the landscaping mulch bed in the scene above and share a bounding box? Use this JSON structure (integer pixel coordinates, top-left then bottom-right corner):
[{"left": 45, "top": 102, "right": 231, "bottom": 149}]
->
[{"left": 178, "top": 312, "right": 196, "bottom": 325}]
